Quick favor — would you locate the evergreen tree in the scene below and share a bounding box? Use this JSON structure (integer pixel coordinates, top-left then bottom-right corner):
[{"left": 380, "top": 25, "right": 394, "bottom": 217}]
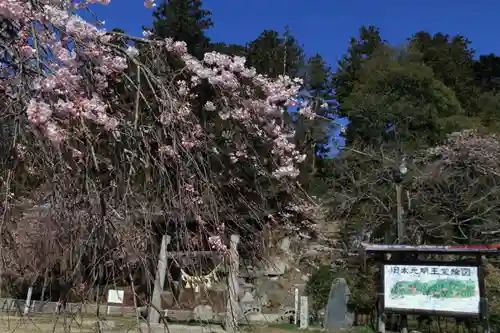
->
[
  {"left": 246, "top": 27, "right": 305, "bottom": 78},
  {"left": 151, "top": 0, "right": 213, "bottom": 58},
  {"left": 334, "top": 25, "right": 384, "bottom": 116},
  {"left": 244, "top": 30, "right": 338, "bottom": 190},
  {"left": 474, "top": 53, "right": 500, "bottom": 93},
  {"left": 408, "top": 31, "right": 476, "bottom": 111},
  {"left": 295, "top": 54, "right": 336, "bottom": 190},
  {"left": 341, "top": 45, "right": 464, "bottom": 149},
  {"left": 209, "top": 42, "right": 247, "bottom": 56}
]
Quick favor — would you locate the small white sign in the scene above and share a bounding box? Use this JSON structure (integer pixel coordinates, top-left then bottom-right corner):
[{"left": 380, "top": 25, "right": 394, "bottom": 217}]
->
[
  {"left": 107, "top": 289, "right": 124, "bottom": 304},
  {"left": 384, "top": 264, "right": 480, "bottom": 314}
]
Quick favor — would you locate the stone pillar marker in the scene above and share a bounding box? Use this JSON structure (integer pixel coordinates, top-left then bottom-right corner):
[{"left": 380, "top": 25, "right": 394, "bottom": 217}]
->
[
  {"left": 148, "top": 234, "right": 171, "bottom": 324},
  {"left": 23, "top": 287, "right": 33, "bottom": 315},
  {"left": 300, "top": 296, "right": 309, "bottom": 329},
  {"left": 225, "top": 234, "right": 240, "bottom": 333}
]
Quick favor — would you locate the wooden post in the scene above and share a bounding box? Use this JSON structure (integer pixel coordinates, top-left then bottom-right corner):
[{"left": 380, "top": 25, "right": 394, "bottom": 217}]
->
[
  {"left": 400, "top": 314, "right": 408, "bottom": 333},
  {"left": 480, "top": 256, "right": 490, "bottom": 333},
  {"left": 377, "top": 256, "right": 386, "bottom": 333},
  {"left": 225, "top": 234, "right": 240, "bottom": 333},
  {"left": 377, "top": 295, "right": 386, "bottom": 333},
  {"left": 148, "top": 234, "right": 171, "bottom": 324}
]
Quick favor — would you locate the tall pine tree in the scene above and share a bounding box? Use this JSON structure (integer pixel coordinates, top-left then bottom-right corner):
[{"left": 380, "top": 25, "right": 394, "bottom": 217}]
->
[
  {"left": 334, "top": 25, "right": 384, "bottom": 116},
  {"left": 246, "top": 27, "right": 304, "bottom": 78},
  {"left": 151, "top": 0, "right": 213, "bottom": 58},
  {"left": 295, "top": 54, "right": 336, "bottom": 190},
  {"left": 408, "top": 31, "right": 476, "bottom": 111}
]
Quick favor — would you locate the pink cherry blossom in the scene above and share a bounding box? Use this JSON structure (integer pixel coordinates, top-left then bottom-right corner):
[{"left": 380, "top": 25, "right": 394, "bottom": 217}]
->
[{"left": 0, "top": 0, "right": 322, "bottom": 272}]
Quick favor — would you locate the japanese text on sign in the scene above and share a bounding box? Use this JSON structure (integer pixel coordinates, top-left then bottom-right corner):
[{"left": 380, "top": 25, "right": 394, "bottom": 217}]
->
[{"left": 388, "top": 266, "right": 472, "bottom": 277}]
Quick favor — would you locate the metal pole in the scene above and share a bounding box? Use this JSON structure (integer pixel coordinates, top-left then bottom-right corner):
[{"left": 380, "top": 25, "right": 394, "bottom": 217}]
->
[
  {"left": 396, "top": 182, "right": 408, "bottom": 333},
  {"left": 294, "top": 288, "right": 299, "bottom": 325},
  {"left": 396, "top": 183, "right": 404, "bottom": 243}
]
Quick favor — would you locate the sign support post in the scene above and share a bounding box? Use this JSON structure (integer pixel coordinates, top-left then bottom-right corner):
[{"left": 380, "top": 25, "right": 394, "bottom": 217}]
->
[{"left": 479, "top": 256, "right": 490, "bottom": 333}]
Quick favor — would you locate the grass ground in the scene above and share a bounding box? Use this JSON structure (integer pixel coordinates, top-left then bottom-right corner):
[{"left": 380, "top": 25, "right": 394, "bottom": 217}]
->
[
  {"left": 0, "top": 314, "right": 139, "bottom": 333},
  {"left": 0, "top": 314, "right": 379, "bottom": 333},
  {"left": 252, "top": 323, "right": 375, "bottom": 333}
]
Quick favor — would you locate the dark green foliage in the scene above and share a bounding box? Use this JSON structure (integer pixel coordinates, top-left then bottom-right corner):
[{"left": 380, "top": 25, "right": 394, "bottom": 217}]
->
[
  {"left": 338, "top": 44, "right": 466, "bottom": 149},
  {"left": 209, "top": 42, "right": 247, "bottom": 56},
  {"left": 305, "top": 264, "right": 377, "bottom": 313},
  {"left": 305, "top": 265, "right": 338, "bottom": 312},
  {"left": 348, "top": 266, "right": 377, "bottom": 313},
  {"left": 408, "top": 31, "right": 476, "bottom": 110},
  {"left": 151, "top": 0, "right": 213, "bottom": 58},
  {"left": 334, "top": 25, "right": 384, "bottom": 113},
  {"left": 295, "top": 53, "right": 336, "bottom": 189},
  {"left": 485, "top": 264, "right": 500, "bottom": 327},
  {"left": 333, "top": 26, "right": 500, "bottom": 150},
  {"left": 474, "top": 53, "right": 500, "bottom": 93},
  {"left": 475, "top": 91, "right": 500, "bottom": 131},
  {"left": 302, "top": 53, "right": 336, "bottom": 154},
  {"left": 246, "top": 27, "right": 305, "bottom": 78}
]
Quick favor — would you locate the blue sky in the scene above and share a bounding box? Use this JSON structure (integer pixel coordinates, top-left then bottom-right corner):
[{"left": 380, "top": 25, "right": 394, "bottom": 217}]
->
[
  {"left": 90, "top": 0, "right": 500, "bottom": 65},
  {"left": 86, "top": 0, "right": 500, "bottom": 153}
]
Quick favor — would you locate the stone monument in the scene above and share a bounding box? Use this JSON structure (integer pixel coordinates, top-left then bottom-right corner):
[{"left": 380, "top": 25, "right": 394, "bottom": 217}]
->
[{"left": 324, "top": 278, "right": 354, "bottom": 330}]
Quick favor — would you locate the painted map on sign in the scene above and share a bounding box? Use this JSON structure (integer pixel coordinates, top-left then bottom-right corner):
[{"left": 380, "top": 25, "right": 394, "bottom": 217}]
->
[{"left": 390, "top": 279, "right": 477, "bottom": 298}]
